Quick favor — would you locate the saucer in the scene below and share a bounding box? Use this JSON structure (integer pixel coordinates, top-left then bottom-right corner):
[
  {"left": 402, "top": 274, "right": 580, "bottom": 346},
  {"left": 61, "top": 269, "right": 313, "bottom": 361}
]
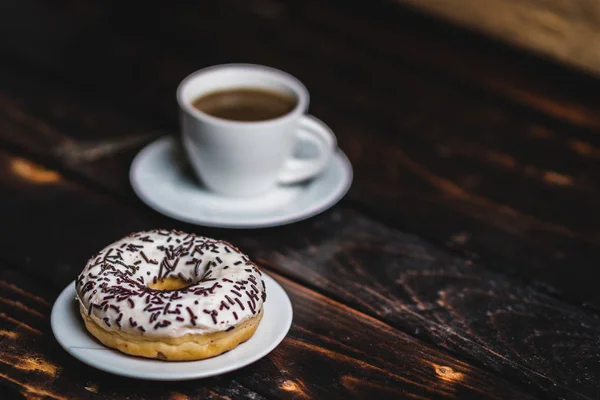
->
[
  {"left": 130, "top": 136, "right": 352, "bottom": 228},
  {"left": 51, "top": 273, "right": 293, "bottom": 380}
]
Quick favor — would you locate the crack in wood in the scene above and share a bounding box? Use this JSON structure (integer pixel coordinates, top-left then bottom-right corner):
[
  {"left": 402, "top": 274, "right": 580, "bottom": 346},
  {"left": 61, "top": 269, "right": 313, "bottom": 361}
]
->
[
  {"left": 0, "top": 296, "right": 45, "bottom": 318},
  {"left": 0, "top": 280, "right": 51, "bottom": 306},
  {"left": 0, "top": 371, "right": 65, "bottom": 400},
  {"left": 0, "top": 313, "right": 43, "bottom": 335}
]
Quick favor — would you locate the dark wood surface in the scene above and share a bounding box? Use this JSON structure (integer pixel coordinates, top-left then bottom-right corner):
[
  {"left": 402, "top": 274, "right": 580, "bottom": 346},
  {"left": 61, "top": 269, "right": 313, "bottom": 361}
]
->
[{"left": 1, "top": 1, "right": 599, "bottom": 399}]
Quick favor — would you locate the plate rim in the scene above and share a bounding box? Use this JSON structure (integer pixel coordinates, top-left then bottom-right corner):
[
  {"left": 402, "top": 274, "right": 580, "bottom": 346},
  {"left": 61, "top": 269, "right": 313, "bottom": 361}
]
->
[
  {"left": 51, "top": 273, "right": 293, "bottom": 380},
  {"left": 129, "top": 136, "right": 353, "bottom": 228}
]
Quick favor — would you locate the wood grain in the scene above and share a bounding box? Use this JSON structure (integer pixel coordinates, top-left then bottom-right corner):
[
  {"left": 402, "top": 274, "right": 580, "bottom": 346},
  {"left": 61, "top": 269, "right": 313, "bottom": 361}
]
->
[
  {"left": 395, "top": 0, "right": 600, "bottom": 76},
  {"left": 280, "top": 0, "right": 600, "bottom": 131},
  {"left": 0, "top": 1, "right": 598, "bottom": 398},
  {"left": 0, "top": 266, "right": 267, "bottom": 400},
  {"left": 5, "top": 0, "right": 600, "bottom": 134},
  {"left": 0, "top": 186, "right": 534, "bottom": 400},
  {"left": 1, "top": 12, "right": 599, "bottom": 308},
  {"left": 0, "top": 143, "right": 596, "bottom": 398}
]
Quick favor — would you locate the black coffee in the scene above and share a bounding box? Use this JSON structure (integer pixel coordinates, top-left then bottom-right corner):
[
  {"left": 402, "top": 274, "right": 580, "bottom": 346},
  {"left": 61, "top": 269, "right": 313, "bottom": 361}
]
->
[{"left": 191, "top": 88, "right": 297, "bottom": 122}]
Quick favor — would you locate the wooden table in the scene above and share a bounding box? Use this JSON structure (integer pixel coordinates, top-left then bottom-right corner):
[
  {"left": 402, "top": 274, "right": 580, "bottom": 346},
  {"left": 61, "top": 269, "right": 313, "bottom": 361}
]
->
[{"left": 1, "top": 1, "right": 599, "bottom": 399}]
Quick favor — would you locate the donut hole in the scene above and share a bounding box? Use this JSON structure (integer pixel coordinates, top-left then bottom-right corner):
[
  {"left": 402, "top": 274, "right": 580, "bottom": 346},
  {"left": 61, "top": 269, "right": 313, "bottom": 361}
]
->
[{"left": 148, "top": 276, "right": 192, "bottom": 291}]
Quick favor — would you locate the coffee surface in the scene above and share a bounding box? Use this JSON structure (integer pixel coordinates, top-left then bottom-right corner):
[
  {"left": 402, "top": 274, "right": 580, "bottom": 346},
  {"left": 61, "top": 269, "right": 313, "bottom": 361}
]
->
[{"left": 192, "top": 88, "right": 297, "bottom": 122}]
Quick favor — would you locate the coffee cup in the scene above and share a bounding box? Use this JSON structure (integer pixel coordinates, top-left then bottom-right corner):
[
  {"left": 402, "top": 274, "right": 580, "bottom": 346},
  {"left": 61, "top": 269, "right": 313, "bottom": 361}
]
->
[{"left": 177, "top": 64, "right": 336, "bottom": 197}]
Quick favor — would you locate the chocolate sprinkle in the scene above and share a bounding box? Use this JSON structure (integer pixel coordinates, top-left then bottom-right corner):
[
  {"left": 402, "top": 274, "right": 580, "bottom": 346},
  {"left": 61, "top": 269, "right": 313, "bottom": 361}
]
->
[
  {"left": 78, "top": 230, "right": 265, "bottom": 337},
  {"left": 235, "top": 298, "right": 245, "bottom": 310},
  {"left": 186, "top": 307, "right": 197, "bottom": 326}
]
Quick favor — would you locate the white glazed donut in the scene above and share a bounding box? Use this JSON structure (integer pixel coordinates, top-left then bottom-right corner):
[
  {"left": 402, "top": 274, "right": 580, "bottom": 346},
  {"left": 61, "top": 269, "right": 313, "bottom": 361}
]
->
[{"left": 75, "top": 230, "right": 266, "bottom": 360}]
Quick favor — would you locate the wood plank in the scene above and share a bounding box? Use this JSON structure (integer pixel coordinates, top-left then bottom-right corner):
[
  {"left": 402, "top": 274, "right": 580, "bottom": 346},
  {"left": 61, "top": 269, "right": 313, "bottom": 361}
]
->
[
  {"left": 1, "top": 35, "right": 600, "bottom": 400},
  {"left": 4, "top": 0, "right": 600, "bottom": 134},
  {"left": 0, "top": 162, "right": 534, "bottom": 399},
  {"left": 394, "top": 0, "right": 600, "bottom": 76},
  {"left": 1, "top": 17, "right": 599, "bottom": 310},
  {"left": 0, "top": 143, "right": 594, "bottom": 398},
  {"left": 0, "top": 3, "right": 598, "bottom": 397},
  {"left": 276, "top": 0, "right": 600, "bottom": 131},
  {"left": 0, "top": 268, "right": 264, "bottom": 400}
]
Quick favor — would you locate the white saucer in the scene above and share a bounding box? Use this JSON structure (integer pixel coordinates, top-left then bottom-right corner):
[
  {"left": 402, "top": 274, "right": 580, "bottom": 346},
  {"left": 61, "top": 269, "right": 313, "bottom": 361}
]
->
[
  {"left": 51, "top": 274, "right": 293, "bottom": 381},
  {"left": 130, "top": 136, "right": 352, "bottom": 228}
]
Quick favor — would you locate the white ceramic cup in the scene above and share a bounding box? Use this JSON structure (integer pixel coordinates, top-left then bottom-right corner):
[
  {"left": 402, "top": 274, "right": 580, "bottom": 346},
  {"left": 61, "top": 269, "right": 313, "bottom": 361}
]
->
[{"left": 177, "top": 64, "right": 337, "bottom": 197}]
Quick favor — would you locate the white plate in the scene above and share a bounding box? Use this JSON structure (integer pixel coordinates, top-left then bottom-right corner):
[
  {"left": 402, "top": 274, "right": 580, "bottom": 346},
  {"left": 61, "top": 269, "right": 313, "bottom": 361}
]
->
[
  {"left": 130, "top": 136, "right": 352, "bottom": 228},
  {"left": 51, "top": 274, "right": 293, "bottom": 380}
]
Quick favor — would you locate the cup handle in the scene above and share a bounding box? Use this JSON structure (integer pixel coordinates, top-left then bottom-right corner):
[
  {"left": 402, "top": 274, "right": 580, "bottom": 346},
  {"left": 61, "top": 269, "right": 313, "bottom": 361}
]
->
[{"left": 278, "top": 115, "right": 337, "bottom": 184}]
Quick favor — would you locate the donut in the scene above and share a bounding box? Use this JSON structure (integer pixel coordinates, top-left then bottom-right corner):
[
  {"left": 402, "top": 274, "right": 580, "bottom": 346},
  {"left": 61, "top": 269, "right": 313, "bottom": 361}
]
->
[{"left": 75, "top": 230, "right": 266, "bottom": 361}]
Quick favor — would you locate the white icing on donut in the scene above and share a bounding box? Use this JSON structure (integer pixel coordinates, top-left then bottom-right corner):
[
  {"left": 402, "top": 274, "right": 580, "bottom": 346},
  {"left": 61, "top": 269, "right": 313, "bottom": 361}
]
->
[{"left": 76, "top": 230, "right": 266, "bottom": 337}]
